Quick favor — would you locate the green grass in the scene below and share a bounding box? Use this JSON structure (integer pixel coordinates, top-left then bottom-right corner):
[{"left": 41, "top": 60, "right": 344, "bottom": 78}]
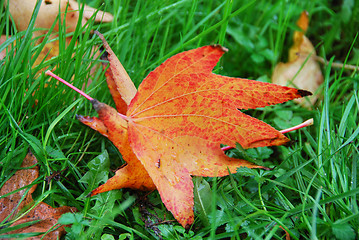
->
[{"left": 1, "top": 0, "right": 359, "bottom": 239}]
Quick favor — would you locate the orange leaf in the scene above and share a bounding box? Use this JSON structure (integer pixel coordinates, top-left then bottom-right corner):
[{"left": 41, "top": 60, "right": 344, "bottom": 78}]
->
[
  {"left": 77, "top": 42, "right": 311, "bottom": 228},
  {"left": 122, "top": 45, "right": 310, "bottom": 227},
  {"left": 46, "top": 35, "right": 313, "bottom": 227},
  {"left": 0, "top": 151, "right": 76, "bottom": 239}
]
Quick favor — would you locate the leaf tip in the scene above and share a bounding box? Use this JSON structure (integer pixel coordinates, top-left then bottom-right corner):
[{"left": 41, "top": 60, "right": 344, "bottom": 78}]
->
[
  {"left": 297, "top": 89, "right": 312, "bottom": 97},
  {"left": 94, "top": 30, "right": 109, "bottom": 49}
]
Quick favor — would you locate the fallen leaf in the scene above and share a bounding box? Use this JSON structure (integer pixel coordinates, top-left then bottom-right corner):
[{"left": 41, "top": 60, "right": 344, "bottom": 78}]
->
[
  {"left": 125, "top": 45, "right": 310, "bottom": 227},
  {"left": 49, "top": 34, "right": 311, "bottom": 228},
  {"left": 4, "top": 0, "right": 113, "bottom": 68},
  {"left": 6, "top": 0, "right": 113, "bottom": 36},
  {"left": 0, "top": 151, "right": 76, "bottom": 239},
  {"left": 0, "top": 151, "right": 39, "bottom": 221},
  {"left": 272, "top": 11, "right": 323, "bottom": 107}
]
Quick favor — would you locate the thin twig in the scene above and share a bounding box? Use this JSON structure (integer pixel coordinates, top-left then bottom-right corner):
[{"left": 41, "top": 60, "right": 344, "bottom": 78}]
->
[{"left": 314, "top": 56, "right": 359, "bottom": 71}]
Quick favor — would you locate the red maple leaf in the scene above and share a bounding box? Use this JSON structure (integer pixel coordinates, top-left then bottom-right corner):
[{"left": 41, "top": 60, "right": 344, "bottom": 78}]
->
[{"left": 46, "top": 32, "right": 311, "bottom": 228}]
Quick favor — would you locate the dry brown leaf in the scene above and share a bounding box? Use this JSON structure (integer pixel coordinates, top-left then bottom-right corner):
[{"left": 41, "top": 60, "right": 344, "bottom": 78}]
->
[
  {"left": 6, "top": 0, "right": 113, "bottom": 36},
  {"left": 0, "top": 151, "right": 76, "bottom": 239},
  {"left": 0, "top": 151, "right": 39, "bottom": 221},
  {"left": 4, "top": 0, "right": 112, "bottom": 68},
  {"left": 6, "top": 202, "right": 75, "bottom": 240},
  {"left": 272, "top": 11, "right": 323, "bottom": 107}
]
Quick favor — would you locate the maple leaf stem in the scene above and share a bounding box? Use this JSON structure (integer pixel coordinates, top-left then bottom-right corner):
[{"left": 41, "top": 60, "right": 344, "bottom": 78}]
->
[
  {"left": 45, "top": 70, "right": 94, "bottom": 101},
  {"left": 279, "top": 118, "right": 313, "bottom": 134},
  {"left": 221, "top": 118, "right": 314, "bottom": 151},
  {"left": 221, "top": 146, "right": 233, "bottom": 151}
]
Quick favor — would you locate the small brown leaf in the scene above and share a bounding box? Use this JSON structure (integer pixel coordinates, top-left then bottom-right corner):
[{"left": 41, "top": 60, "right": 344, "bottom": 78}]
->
[
  {"left": 7, "top": 202, "right": 75, "bottom": 240},
  {"left": 0, "top": 151, "right": 76, "bottom": 239},
  {"left": 4, "top": 0, "right": 113, "bottom": 69},
  {"left": 6, "top": 0, "right": 113, "bottom": 36},
  {"left": 272, "top": 11, "right": 323, "bottom": 107},
  {"left": 0, "top": 151, "right": 38, "bottom": 222}
]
